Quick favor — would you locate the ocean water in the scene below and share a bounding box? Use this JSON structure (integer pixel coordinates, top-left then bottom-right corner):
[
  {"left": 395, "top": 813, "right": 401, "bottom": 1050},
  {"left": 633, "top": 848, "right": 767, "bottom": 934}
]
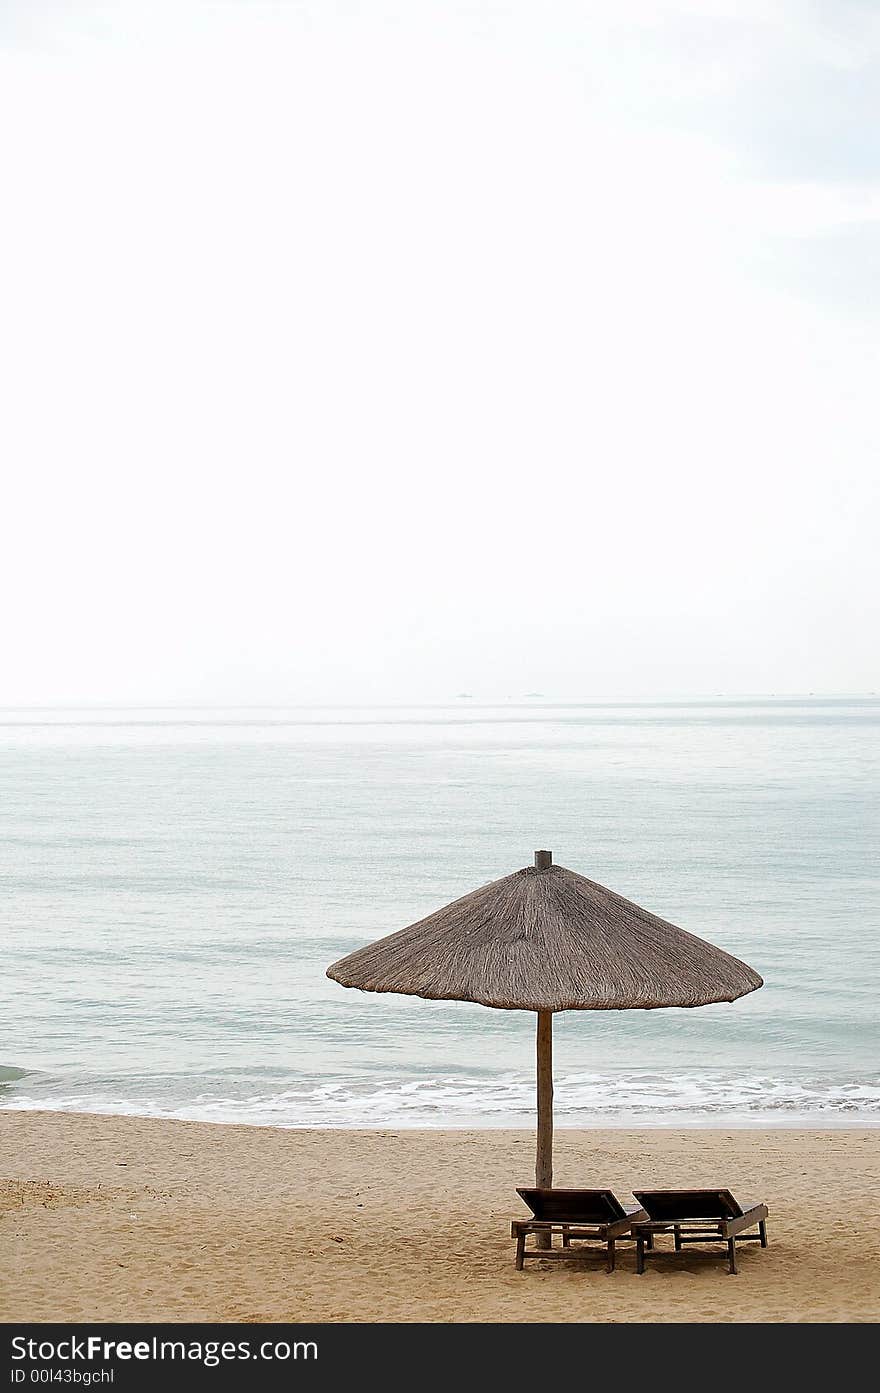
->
[{"left": 1, "top": 699, "right": 878, "bottom": 1129}]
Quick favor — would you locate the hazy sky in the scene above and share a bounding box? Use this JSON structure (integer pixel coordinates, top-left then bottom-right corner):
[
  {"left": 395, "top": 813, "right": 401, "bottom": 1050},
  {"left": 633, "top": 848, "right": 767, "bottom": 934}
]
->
[{"left": 2, "top": 1, "right": 877, "bottom": 703}]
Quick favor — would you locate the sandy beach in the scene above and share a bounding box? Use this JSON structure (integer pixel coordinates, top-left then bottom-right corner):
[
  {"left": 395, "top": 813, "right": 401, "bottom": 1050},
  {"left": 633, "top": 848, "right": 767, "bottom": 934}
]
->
[{"left": 1, "top": 1111, "right": 878, "bottom": 1322}]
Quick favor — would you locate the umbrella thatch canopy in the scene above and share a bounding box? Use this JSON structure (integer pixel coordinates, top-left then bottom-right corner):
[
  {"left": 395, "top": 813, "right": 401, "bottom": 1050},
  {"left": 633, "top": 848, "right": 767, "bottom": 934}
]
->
[{"left": 327, "top": 850, "right": 762, "bottom": 1204}]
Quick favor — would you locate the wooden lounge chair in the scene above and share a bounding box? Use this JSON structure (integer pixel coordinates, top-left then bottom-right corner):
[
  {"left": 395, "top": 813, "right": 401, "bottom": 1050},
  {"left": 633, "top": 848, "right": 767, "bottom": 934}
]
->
[
  {"left": 512, "top": 1188, "right": 647, "bottom": 1272},
  {"left": 631, "top": 1189, "right": 769, "bottom": 1275}
]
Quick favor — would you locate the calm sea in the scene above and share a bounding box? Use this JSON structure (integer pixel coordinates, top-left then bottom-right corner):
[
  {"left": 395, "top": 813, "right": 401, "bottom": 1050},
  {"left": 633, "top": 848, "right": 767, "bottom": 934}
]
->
[{"left": 1, "top": 699, "right": 878, "bottom": 1128}]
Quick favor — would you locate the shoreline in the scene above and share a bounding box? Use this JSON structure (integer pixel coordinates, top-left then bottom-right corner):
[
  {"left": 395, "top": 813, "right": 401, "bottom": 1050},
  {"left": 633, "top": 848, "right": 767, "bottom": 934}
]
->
[
  {"left": 3, "top": 1105, "right": 879, "bottom": 1131},
  {"left": 3, "top": 1110, "right": 878, "bottom": 1322},
  {"left": 5, "top": 1060, "right": 877, "bottom": 1134}
]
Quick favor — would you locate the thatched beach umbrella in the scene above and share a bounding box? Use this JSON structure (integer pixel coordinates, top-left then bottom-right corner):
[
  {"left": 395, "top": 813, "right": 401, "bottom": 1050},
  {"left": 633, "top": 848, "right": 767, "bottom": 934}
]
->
[{"left": 327, "top": 851, "right": 762, "bottom": 1199}]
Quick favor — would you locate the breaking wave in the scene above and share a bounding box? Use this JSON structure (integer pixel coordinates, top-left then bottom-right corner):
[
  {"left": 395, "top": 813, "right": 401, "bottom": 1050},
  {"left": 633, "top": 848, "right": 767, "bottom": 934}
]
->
[{"left": 3, "top": 1068, "right": 878, "bottom": 1128}]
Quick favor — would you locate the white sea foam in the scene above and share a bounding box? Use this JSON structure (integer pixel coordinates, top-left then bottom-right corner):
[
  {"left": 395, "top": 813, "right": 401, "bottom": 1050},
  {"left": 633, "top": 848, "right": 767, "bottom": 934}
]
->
[{"left": 3, "top": 1070, "right": 879, "bottom": 1128}]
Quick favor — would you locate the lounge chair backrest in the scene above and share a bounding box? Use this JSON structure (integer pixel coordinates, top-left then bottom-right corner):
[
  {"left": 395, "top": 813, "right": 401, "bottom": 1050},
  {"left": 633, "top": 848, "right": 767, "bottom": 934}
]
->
[
  {"left": 632, "top": 1189, "right": 743, "bottom": 1221},
  {"left": 516, "top": 1188, "right": 628, "bottom": 1223}
]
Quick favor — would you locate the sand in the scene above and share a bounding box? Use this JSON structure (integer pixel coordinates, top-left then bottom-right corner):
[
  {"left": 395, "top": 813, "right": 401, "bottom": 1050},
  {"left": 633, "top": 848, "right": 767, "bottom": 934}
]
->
[{"left": 1, "top": 1111, "right": 878, "bottom": 1322}]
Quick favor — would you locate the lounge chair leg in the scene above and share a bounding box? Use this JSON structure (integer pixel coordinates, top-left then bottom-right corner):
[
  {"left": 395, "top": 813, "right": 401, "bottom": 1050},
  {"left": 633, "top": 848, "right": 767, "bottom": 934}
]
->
[
  {"left": 636, "top": 1237, "right": 645, "bottom": 1274},
  {"left": 515, "top": 1232, "right": 525, "bottom": 1270},
  {"left": 674, "top": 1225, "right": 681, "bottom": 1252},
  {"left": 727, "top": 1239, "right": 738, "bottom": 1275},
  {"left": 562, "top": 1225, "right": 571, "bottom": 1249},
  {"left": 759, "top": 1220, "right": 768, "bottom": 1248},
  {"left": 645, "top": 1232, "right": 654, "bottom": 1251},
  {"left": 606, "top": 1238, "right": 615, "bottom": 1274}
]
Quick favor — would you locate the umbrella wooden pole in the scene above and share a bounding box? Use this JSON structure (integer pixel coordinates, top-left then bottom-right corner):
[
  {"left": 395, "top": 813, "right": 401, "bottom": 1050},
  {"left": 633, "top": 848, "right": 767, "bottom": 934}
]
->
[{"left": 535, "top": 1010, "right": 554, "bottom": 1248}]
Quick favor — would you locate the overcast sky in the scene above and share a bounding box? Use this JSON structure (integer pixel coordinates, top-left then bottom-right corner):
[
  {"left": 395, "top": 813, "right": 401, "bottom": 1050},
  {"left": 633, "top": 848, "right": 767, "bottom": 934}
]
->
[{"left": 1, "top": 1, "right": 877, "bottom": 704}]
